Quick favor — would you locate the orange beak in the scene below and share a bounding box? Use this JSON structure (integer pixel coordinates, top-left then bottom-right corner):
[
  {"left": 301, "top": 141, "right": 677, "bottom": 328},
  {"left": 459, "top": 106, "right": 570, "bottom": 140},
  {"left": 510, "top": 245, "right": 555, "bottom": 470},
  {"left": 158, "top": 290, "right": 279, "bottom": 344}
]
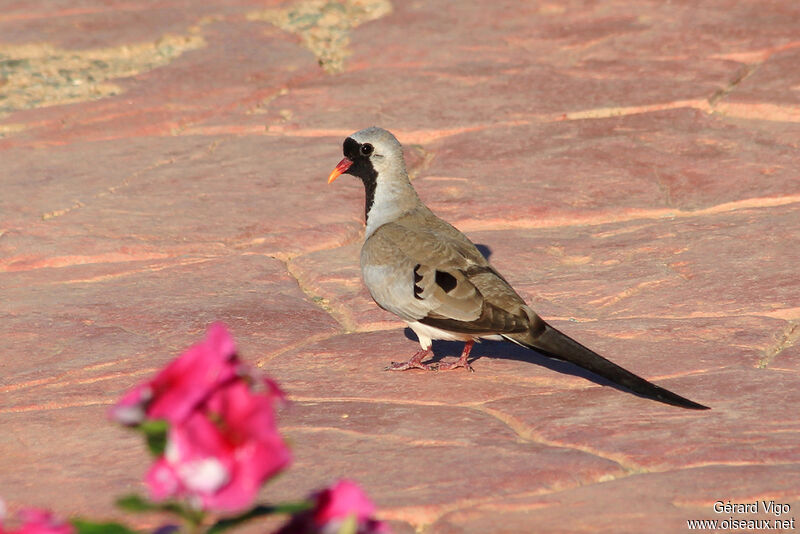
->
[{"left": 328, "top": 157, "right": 353, "bottom": 184}]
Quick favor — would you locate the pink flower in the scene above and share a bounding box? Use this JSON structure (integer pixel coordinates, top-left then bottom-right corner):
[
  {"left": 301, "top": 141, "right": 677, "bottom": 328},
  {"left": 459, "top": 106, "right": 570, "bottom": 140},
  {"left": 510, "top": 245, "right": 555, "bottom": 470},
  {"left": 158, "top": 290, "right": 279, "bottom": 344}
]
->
[
  {"left": 145, "top": 379, "right": 291, "bottom": 512},
  {"left": 110, "top": 323, "right": 238, "bottom": 425},
  {"left": 314, "top": 480, "right": 378, "bottom": 526},
  {"left": 276, "top": 480, "right": 389, "bottom": 534},
  {"left": 0, "top": 509, "right": 73, "bottom": 534}
]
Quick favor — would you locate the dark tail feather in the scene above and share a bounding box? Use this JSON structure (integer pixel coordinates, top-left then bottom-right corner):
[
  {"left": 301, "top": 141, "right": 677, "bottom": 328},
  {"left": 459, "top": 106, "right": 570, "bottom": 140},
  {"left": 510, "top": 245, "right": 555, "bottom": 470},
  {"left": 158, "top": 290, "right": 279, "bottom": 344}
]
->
[{"left": 505, "top": 322, "right": 709, "bottom": 410}]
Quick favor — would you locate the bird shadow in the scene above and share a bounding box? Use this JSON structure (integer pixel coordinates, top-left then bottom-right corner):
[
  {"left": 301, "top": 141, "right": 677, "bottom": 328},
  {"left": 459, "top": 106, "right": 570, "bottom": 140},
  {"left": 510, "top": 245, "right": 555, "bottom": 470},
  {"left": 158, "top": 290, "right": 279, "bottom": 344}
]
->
[
  {"left": 402, "top": 328, "right": 632, "bottom": 392},
  {"left": 475, "top": 243, "right": 492, "bottom": 260}
]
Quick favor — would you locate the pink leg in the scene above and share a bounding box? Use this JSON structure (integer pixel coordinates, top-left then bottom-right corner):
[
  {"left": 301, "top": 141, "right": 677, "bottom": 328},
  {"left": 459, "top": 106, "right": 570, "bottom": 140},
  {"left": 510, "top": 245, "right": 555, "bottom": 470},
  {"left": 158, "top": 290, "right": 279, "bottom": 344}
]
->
[
  {"left": 436, "top": 340, "right": 475, "bottom": 372},
  {"left": 385, "top": 349, "right": 437, "bottom": 371}
]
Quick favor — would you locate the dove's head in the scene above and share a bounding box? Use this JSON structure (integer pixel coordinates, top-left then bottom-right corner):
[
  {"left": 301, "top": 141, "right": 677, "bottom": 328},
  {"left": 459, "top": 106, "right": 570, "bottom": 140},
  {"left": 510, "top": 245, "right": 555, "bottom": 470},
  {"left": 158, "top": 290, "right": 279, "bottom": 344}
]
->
[
  {"left": 328, "top": 126, "right": 407, "bottom": 185},
  {"left": 328, "top": 127, "right": 419, "bottom": 232}
]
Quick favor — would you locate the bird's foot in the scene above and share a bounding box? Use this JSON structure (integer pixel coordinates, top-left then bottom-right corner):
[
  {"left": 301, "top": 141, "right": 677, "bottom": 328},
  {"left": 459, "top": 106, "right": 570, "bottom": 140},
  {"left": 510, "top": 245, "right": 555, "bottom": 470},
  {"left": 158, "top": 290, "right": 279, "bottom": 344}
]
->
[
  {"left": 385, "top": 349, "right": 437, "bottom": 371},
  {"left": 436, "top": 358, "right": 474, "bottom": 372},
  {"left": 435, "top": 340, "right": 475, "bottom": 372},
  {"left": 384, "top": 341, "right": 476, "bottom": 372}
]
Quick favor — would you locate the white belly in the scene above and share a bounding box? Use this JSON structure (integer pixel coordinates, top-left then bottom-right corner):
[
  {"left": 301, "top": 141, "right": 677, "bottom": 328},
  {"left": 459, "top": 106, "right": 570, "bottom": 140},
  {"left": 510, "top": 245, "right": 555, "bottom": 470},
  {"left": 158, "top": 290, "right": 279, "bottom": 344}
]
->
[{"left": 406, "top": 321, "right": 503, "bottom": 350}]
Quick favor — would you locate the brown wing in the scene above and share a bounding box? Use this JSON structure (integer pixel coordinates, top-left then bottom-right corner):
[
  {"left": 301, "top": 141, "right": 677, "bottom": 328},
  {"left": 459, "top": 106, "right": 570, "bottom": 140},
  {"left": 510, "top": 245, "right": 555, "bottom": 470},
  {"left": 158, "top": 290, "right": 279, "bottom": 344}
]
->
[{"left": 362, "top": 207, "right": 532, "bottom": 335}]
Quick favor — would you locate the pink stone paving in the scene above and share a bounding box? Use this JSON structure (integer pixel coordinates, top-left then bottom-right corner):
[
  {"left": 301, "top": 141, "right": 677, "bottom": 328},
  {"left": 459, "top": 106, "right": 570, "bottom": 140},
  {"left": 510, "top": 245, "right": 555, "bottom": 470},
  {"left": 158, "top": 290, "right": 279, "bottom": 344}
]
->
[{"left": 1, "top": 1, "right": 799, "bottom": 532}]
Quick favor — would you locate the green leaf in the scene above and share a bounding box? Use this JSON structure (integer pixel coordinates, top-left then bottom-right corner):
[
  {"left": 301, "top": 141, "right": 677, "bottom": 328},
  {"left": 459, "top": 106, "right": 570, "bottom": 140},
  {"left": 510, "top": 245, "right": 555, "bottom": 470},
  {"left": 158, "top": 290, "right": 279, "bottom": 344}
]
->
[
  {"left": 269, "top": 501, "right": 315, "bottom": 515},
  {"left": 207, "top": 501, "right": 313, "bottom": 534},
  {"left": 71, "top": 519, "right": 138, "bottom": 534},
  {"left": 115, "top": 494, "right": 201, "bottom": 524},
  {"left": 139, "top": 419, "right": 169, "bottom": 456},
  {"left": 115, "top": 494, "right": 158, "bottom": 512}
]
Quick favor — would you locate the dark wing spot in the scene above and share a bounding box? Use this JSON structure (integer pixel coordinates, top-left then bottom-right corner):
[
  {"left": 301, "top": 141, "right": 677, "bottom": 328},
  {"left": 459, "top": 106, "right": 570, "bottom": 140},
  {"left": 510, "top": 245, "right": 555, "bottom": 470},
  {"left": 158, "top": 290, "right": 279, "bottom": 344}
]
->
[
  {"left": 463, "top": 265, "right": 494, "bottom": 276},
  {"left": 435, "top": 270, "right": 458, "bottom": 293},
  {"left": 413, "top": 264, "right": 424, "bottom": 300},
  {"left": 413, "top": 264, "right": 423, "bottom": 283}
]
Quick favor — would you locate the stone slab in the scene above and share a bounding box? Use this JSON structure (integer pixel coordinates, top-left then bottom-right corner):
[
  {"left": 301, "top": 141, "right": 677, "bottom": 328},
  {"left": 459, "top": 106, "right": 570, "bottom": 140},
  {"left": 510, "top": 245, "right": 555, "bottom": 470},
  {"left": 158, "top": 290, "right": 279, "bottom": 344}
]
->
[{"left": 1, "top": 1, "right": 798, "bottom": 533}]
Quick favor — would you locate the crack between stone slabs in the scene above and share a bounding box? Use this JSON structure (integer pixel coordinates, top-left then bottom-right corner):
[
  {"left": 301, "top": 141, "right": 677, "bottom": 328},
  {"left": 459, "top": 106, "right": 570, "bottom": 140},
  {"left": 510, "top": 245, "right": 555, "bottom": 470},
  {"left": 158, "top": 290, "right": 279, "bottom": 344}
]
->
[
  {"left": 665, "top": 461, "right": 800, "bottom": 475},
  {"left": 472, "top": 405, "right": 645, "bottom": 475},
  {"left": 764, "top": 366, "right": 800, "bottom": 376},
  {"left": 171, "top": 14, "right": 344, "bottom": 138},
  {"left": 414, "top": 481, "right": 629, "bottom": 525},
  {"left": 39, "top": 153, "right": 180, "bottom": 221},
  {"left": 288, "top": 394, "right": 486, "bottom": 408},
  {"left": 34, "top": 130, "right": 227, "bottom": 223},
  {"left": 547, "top": 307, "right": 800, "bottom": 323},
  {"left": 437, "top": 462, "right": 800, "bottom": 522},
  {"left": 281, "top": 423, "right": 469, "bottom": 449},
  {"left": 171, "top": 87, "right": 800, "bottom": 143},
  {"left": 0, "top": 397, "right": 110, "bottom": 414},
  {"left": 1, "top": 250, "right": 170, "bottom": 273},
  {"left": 40, "top": 255, "right": 220, "bottom": 284},
  {"left": 234, "top": 219, "right": 363, "bottom": 258},
  {"left": 587, "top": 278, "right": 671, "bottom": 309},
  {"left": 259, "top": 224, "right": 367, "bottom": 333},
  {"left": 378, "top": 455, "right": 634, "bottom": 531},
  {"left": 255, "top": 330, "right": 342, "bottom": 366},
  {"left": 277, "top": 255, "right": 356, "bottom": 332},
  {"left": 384, "top": 461, "right": 636, "bottom": 531},
  {"left": 2, "top": 322, "right": 166, "bottom": 394},
  {"left": 604, "top": 307, "right": 800, "bottom": 322},
  {"left": 2, "top": 366, "right": 157, "bottom": 395},
  {"left": 287, "top": 395, "right": 644, "bottom": 473},
  {"left": 454, "top": 193, "right": 800, "bottom": 233},
  {"left": 554, "top": 97, "right": 798, "bottom": 124},
  {"left": 184, "top": 98, "right": 718, "bottom": 143},
  {"left": 758, "top": 320, "right": 800, "bottom": 369},
  {"left": 172, "top": 83, "right": 309, "bottom": 138},
  {"left": 381, "top": 489, "right": 559, "bottom": 533},
  {"left": 708, "top": 64, "right": 760, "bottom": 108}
]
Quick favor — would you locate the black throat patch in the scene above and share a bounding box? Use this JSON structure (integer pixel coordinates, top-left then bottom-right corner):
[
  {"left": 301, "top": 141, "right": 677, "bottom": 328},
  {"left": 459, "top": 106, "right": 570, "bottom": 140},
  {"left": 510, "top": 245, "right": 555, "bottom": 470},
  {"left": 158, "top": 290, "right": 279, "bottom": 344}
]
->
[{"left": 342, "top": 137, "right": 378, "bottom": 222}]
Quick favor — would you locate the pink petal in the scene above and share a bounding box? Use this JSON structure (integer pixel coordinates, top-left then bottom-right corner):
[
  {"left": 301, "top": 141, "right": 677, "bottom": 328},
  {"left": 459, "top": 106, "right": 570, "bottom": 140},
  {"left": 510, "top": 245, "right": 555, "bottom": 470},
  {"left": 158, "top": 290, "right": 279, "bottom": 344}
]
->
[
  {"left": 108, "top": 384, "right": 151, "bottom": 425},
  {"left": 147, "top": 324, "right": 238, "bottom": 423},
  {"left": 202, "top": 434, "right": 291, "bottom": 512},
  {"left": 205, "top": 322, "right": 237, "bottom": 358},
  {"left": 111, "top": 323, "right": 239, "bottom": 426},
  {"left": 196, "top": 381, "right": 291, "bottom": 512},
  {"left": 146, "top": 458, "right": 181, "bottom": 501},
  {"left": 11, "top": 510, "right": 73, "bottom": 534},
  {"left": 314, "top": 480, "right": 377, "bottom": 525},
  {"left": 168, "top": 412, "right": 235, "bottom": 496}
]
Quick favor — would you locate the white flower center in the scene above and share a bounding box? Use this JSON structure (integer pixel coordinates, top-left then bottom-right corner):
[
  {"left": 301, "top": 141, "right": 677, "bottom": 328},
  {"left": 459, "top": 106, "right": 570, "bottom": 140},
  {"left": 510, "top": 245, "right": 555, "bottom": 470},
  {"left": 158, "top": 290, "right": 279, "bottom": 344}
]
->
[{"left": 178, "top": 457, "right": 230, "bottom": 493}]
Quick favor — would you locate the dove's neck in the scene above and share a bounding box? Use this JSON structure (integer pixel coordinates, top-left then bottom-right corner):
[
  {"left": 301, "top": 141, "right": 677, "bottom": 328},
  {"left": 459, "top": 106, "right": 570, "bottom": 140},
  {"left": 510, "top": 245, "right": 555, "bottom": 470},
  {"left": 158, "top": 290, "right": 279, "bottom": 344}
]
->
[{"left": 364, "top": 174, "right": 420, "bottom": 239}]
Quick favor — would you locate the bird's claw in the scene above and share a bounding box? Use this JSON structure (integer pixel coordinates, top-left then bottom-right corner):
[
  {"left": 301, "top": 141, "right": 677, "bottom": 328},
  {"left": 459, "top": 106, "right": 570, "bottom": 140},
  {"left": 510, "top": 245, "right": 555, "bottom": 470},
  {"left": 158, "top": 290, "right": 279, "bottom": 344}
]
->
[
  {"left": 384, "top": 345, "right": 474, "bottom": 372},
  {"left": 384, "top": 359, "right": 473, "bottom": 372},
  {"left": 436, "top": 360, "right": 474, "bottom": 372},
  {"left": 384, "top": 360, "right": 438, "bottom": 371}
]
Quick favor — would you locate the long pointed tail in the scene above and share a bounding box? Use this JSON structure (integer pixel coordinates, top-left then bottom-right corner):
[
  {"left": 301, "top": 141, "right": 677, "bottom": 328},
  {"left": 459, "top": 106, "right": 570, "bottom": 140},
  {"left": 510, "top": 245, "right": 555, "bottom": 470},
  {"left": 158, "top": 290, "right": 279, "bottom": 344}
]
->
[{"left": 505, "top": 321, "right": 709, "bottom": 410}]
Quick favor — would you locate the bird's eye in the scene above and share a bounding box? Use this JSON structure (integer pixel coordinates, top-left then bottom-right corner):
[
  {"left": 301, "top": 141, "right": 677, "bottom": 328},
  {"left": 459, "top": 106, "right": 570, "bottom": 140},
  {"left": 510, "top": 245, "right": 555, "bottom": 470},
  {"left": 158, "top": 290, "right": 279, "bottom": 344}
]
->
[{"left": 360, "top": 143, "right": 374, "bottom": 156}]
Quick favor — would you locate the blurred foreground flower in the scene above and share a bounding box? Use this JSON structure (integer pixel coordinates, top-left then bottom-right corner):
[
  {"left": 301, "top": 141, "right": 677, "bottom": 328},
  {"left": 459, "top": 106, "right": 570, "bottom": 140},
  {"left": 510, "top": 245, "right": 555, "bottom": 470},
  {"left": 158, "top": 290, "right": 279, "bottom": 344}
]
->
[
  {"left": 0, "top": 508, "right": 74, "bottom": 534},
  {"left": 110, "top": 322, "right": 240, "bottom": 426},
  {"left": 147, "top": 380, "right": 290, "bottom": 512},
  {"left": 277, "top": 480, "right": 389, "bottom": 534},
  {"left": 9, "top": 322, "right": 388, "bottom": 534},
  {"left": 111, "top": 322, "right": 290, "bottom": 513}
]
